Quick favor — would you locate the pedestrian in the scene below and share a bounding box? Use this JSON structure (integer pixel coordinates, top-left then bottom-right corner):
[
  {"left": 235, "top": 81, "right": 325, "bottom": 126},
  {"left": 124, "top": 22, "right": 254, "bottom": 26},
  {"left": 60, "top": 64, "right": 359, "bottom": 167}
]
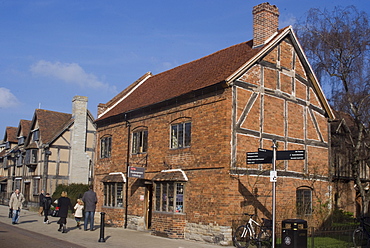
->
[
  {"left": 38, "top": 189, "right": 45, "bottom": 216},
  {"left": 9, "top": 188, "right": 25, "bottom": 225},
  {"left": 82, "top": 184, "right": 97, "bottom": 231},
  {"left": 43, "top": 193, "right": 52, "bottom": 224},
  {"left": 73, "top": 199, "right": 84, "bottom": 229},
  {"left": 57, "top": 191, "right": 73, "bottom": 233}
]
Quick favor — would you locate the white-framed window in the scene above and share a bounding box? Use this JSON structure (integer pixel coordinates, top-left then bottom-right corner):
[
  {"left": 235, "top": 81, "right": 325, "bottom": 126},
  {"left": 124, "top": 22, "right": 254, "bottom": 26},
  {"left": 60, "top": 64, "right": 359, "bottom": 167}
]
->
[
  {"left": 103, "top": 182, "right": 124, "bottom": 207},
  {"left": 170, "top": 122, "right": 191, "bottom": 149},
  {"left": 155, "top": 182, "right": 184, "bottom": 213},
  {"left": 296, "top": 187, "right": 312, "bottom": 215},
  {"left": 132, "top": 130, "right": 148, "bottom": 154},
  {"left": 100, "top": 136, "right": 112, "bottom": 159}
]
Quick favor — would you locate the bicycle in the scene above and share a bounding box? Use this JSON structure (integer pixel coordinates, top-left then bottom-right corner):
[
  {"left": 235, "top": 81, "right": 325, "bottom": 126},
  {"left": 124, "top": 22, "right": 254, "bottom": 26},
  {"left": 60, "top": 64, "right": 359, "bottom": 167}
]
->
[
  {"left": 353, "top": 216, "right": 370, "bottom": 248},
  {"left": 233, "top": 213, "right": 272, "bottom": 248}
]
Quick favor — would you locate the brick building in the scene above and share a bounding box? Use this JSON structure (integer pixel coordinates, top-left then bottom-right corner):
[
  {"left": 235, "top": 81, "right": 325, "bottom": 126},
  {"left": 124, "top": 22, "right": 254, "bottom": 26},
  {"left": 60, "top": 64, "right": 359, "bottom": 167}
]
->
[{"left": 94, "top": 3, "right": 334, "bottom": 245}]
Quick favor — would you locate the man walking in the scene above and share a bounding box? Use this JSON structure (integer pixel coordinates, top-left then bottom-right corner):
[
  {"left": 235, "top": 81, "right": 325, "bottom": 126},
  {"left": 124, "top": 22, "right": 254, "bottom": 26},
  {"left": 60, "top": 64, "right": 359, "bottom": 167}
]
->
[
  {"left": 9, "top": 188, "right": 25, "bottom": 224},
  {"left": 82, "top": 185, "right": 97, "bottom": 231}
]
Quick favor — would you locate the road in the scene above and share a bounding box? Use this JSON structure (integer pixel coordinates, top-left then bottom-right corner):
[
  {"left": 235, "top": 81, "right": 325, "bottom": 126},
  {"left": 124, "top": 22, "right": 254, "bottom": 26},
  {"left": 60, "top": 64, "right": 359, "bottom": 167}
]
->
[{"left": 0, "top": 222, "right": 85, "bottom": 248}]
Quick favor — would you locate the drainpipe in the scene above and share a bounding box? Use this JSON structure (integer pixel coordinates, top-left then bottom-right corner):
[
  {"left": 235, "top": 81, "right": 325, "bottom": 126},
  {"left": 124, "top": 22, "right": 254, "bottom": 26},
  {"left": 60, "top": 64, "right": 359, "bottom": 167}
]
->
[{"left": 124, "top": 117, "right": 131, "bottom": 229}]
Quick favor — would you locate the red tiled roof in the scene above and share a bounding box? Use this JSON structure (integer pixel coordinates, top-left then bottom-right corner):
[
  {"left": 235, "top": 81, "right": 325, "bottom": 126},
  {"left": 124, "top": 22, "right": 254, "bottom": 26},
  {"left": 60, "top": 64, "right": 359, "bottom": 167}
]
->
[
  {"left": 18, "top": 119, "right": 32, "bottom": 138},
  {"left": 97, "top": 39, "right": 264, "bottom": 121},
  {"left": 34, "top": 109, "right": 72, "bottom": 144},
  {"left": 5, "top": 127, "right": 17, "bottom": 143}
]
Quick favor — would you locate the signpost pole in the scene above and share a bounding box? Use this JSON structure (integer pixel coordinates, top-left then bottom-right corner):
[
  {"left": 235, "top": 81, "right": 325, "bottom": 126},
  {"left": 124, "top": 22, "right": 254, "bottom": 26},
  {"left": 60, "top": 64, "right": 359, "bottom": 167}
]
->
[{"left": 272, "top": 140, "right": 277, "bottom": 248}]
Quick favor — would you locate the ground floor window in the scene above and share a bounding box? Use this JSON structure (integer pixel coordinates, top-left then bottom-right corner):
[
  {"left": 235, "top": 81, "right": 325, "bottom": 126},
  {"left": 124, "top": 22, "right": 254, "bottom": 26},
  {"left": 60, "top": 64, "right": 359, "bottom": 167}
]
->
[
  {"left": 104, "top": 182, "right": 124, "bottom": 207},
  {"left": 14, "top": 179, "right": 21, "bottom": 192},
  {"left": 155, "top": 182, "right": 184, "bottom": 213},
  {"left": 32, "top": 177, "right": 40, "bottom": 195},
  {"left": 296, "top": 187, "right": 312, "bottom": 215}
]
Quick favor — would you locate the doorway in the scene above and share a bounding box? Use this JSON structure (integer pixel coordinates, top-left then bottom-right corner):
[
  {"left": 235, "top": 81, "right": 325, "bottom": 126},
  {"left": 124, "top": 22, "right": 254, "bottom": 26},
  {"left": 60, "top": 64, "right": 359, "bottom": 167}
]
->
[
  {"left": 144, "top": 184, "right": 153, "bottom": 229},
  {"left": 24, "top": 182, "right": 30, "bottom": 203}
]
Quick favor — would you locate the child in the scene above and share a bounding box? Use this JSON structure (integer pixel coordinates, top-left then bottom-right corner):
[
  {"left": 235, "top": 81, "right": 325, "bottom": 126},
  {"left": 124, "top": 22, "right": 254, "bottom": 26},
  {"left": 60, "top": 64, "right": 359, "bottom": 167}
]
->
[{"left": 73, "top": 199, "right": 84, "bottom": 229}]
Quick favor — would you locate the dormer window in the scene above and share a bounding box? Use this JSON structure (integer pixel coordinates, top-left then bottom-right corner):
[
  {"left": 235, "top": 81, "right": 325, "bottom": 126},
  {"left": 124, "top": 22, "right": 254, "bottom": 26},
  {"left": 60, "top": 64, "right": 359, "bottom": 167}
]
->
[
  {"left": 32, "top": 129, "right": 39, "bottom": 141},
  {"left": 18, "top": 136, "right": 25, "bottom": 145}
]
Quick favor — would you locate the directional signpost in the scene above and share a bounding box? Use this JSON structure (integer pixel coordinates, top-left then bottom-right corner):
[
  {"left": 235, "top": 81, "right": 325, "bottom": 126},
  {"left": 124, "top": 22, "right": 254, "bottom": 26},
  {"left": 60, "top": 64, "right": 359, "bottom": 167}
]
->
[
  {"left": 246, "top": 148, "right": 273, "bottom": 164},
  {"left": 246, "top": 143, "right": 306, "bottom": 248},
  {"left": 277, "top": 150, "right": 305, "bottom": 160}
]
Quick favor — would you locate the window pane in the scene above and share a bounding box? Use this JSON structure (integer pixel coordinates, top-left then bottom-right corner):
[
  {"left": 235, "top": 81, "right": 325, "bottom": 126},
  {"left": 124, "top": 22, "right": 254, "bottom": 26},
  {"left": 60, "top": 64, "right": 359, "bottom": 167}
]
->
[
  {"left": 104, "top": 184, "right": 107, "bottom": 206},
  {"left": 101, "top": 138, "right": 106, "bottom": 158},
  {"left": 107, "top": 137, "right": 111, "bottom": 157},
  {"left": 176, "top": 183, "right": 184, "bottom": 213},
  {"left": 178, "top": 124, "right": 184, "bottom": 148},
  {"left": 162, "top": 183, "right": 167, "bottom": 211},
  {"left": 155, "top": 184, "right": 161, "bottom": 211},
  {"left": 184, "top": 123, "right": 191, "bottom": 147},
  {"left": 171, "top": 125, "right": 178, "bottom": 149},
  {"left": 143, "top": 131, "right": 148, "bottom": 153},
  {"left": 132, "top": 132, "right": 138, "bottom": 154},
  {"left": 168, "top": 183, "right": 174, "bottom": 212},
  {"left": 112, "top": 183, "right": 116, "bottom": 207}
]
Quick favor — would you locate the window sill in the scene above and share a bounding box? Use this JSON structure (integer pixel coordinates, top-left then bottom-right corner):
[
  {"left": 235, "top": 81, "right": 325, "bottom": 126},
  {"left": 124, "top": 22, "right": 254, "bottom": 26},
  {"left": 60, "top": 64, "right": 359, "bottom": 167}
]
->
[
  {"left": 153, "top": 211, "right": 185, "bottom": 215},
  {"left": 102, "top": 206, "right": 124, "bottom": 209}
]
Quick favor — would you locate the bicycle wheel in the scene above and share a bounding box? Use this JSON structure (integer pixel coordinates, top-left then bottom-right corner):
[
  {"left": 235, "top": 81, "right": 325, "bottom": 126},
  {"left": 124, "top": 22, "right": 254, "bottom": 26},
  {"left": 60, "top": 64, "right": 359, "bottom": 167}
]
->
[
  {"left": 233, "top": 225, "right": 251, "bottom": 248},
  {"left": 353, "top": 227, "right": 367, "bottom": 248},
  {"left": 257, "top": 228, "right": 272, "bottom": 248}
]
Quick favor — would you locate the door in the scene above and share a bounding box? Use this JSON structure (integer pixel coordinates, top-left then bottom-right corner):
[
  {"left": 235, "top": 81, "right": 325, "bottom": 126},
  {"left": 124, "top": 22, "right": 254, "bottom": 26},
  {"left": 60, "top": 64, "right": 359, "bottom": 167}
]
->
[
  {"left": 24, "top": 182, "right": 30, "bottom": 203},
  {"left": 144, "top": 184, "right": 153, "bottom": 229}
]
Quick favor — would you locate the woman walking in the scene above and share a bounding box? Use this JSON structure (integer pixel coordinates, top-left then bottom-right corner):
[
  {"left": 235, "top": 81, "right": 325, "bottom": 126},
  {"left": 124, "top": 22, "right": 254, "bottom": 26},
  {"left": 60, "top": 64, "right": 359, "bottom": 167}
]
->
[{"left": 57, "top": 191, "right": 73, "bottom": 233}]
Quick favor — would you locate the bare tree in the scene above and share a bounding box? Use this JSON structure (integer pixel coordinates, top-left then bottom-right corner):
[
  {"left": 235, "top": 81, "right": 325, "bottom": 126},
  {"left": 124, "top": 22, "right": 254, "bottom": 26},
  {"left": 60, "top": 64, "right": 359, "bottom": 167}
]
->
[{"left": 296, "top": 6, "right": 370, "bottom": 215}]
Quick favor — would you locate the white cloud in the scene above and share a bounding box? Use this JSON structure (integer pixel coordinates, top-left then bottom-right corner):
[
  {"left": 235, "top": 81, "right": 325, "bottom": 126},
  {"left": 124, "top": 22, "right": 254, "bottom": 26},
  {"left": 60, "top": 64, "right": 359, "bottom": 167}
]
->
[
  {"left": 0, "top": 88, "right": 20, "bottom": 108},
  {"left": 30, "top": 60, "right": 115, "bottom": 91}
]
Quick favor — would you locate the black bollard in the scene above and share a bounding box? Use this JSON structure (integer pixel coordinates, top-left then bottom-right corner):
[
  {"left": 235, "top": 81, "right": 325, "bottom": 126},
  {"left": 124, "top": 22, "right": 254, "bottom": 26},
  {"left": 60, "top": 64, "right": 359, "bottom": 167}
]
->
[{"left": 98, "top": 212, "right": 106, "bottom": 242}]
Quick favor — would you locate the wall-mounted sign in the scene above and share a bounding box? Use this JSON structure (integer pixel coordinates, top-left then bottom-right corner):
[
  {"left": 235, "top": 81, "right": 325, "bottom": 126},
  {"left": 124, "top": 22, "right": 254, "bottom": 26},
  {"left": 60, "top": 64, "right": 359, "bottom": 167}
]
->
[{"left": 128, "top": 166, "right": 145, "bottom": 179}]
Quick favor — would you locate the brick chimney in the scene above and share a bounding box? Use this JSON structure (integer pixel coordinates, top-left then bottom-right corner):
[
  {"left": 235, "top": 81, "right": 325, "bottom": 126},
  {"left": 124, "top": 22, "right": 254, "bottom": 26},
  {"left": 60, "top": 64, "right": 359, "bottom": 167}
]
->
[{"left": 252, "top": 2, "right": 279, "bottom": 48}]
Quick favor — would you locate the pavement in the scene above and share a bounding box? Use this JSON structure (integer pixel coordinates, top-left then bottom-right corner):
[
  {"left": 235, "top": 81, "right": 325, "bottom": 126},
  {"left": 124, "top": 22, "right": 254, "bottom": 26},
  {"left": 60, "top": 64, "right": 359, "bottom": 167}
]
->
[{"left": 0, "top": 205, "right": 234, "bottom": 248}]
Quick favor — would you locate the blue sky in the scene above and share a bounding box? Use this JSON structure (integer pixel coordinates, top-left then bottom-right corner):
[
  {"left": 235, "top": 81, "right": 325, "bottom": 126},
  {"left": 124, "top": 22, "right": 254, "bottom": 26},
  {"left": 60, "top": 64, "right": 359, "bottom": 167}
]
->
[{"left": 0, "top": 0, "right": 369, "bottom": 135}]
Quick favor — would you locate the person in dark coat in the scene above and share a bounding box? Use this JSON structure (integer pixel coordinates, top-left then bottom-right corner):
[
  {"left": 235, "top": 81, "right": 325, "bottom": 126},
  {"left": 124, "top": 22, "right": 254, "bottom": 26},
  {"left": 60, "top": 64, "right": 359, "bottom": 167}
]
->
[
  {"left": 57, "top": 191, "right": 73, "bottom": 233},
  {"left": 82, "top": 185, "right": 97, "bottom": 231},
  {"left": 42, "top": 193, "right": 52, "bottom": 224},
  {"left": 38, "top": 190, "right": 45, "bottom": 216}
]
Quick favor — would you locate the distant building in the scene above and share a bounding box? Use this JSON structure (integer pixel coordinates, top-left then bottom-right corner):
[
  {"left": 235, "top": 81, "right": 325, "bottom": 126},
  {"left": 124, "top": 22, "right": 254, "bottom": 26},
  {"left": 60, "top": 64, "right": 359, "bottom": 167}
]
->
[
  {"left": 94, "top": 3, "right": 334, "bottom": 245},
  {"left": 0, "top": 96, "right": 96, "bottom": 206},
  {"left": 330, "top": 110, "right": 370, "bottom": 216}
]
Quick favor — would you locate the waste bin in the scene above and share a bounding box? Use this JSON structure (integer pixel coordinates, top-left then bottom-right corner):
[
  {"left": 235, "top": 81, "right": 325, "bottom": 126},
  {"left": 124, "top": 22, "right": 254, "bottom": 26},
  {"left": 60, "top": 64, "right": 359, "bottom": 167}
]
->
[{"left": 281, "top": 219, "right": 307, "bottom": 248}]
